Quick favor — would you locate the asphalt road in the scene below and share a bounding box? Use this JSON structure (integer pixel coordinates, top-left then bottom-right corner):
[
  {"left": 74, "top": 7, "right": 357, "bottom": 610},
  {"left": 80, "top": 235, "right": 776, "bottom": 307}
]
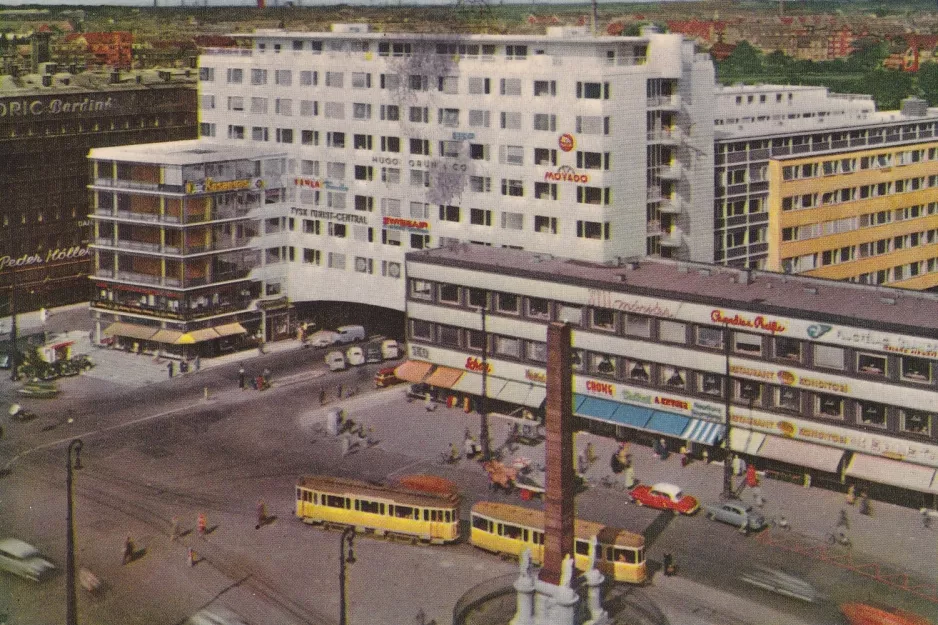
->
[{"left": 0, "top": 348, "right": 934, "bottom": 625}]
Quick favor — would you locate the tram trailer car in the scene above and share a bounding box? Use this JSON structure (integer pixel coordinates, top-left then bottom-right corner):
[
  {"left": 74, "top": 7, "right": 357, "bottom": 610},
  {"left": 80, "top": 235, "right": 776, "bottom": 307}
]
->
[
  {"left": 296, "top": 475, "right": 461, "bottom": 544},
  {"left": 470, "top": 502, "right": 647, "bottom": 585}
]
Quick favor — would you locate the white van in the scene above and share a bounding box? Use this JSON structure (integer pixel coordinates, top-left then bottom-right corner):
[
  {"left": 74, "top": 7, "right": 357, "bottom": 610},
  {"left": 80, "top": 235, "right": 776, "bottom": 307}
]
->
[
  {"left": 325, "top": 350, "right": 347, "bottom": 371},
  {"left": 336, "top": 325, "right": 366, "bottom": 344},
  {"left": 346, "top": 346, "right": 365, "bottom": 366},
  {"left": 381, "top": 339, "right": 401, "bottom": 360}
]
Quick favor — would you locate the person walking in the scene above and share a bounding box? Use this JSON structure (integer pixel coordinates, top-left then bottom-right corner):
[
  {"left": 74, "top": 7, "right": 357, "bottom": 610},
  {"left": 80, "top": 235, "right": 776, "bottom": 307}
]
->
[
  {"left": 337, "top": 383, "right": 343, "bottom": 400},
  {"left": 197, "top": 512, "right": 207, "bottom": 538},
  {"left": 923, "top": 509, "right": 933, "bottom": 529},
  {"left": 170, "top": 516, "right": 180, "bottom": 542},
  {"left": 167, "top": 361, "right": 174, "bottom": 379},
  {"left": 238, "top": 365, "right": 246, "bottom": 390},
  {"left": 837, "top": 508, "right": 850, "bottom": 529},
  {"left": 194, "top": 355, "right": 201, "bottom": 372},
  {"left": 122, "top": 536, "right": 134, "bottom": 565},
  {"left": 319, "top": 388, "right": 326, "bottom": 406},
  {"left": 262, "top": 367, "right": 271, "bottom": 385},
  {"left": 187, "top": 547, "right": 197, "bottom": 567},
  {"left": 859, "top": 491, "right": 871, "bottom": 516},
  {"left": 256, "top": 500, "right": 267, "bottom": 529},
  {"left": 585, "top": 441, "right": 596, "bottom": 466}
]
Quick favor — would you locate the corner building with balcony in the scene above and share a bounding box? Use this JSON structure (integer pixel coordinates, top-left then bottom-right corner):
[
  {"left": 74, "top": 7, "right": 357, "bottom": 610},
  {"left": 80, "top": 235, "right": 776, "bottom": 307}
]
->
[
  {"left": 88, "top": 140, "right": 290, "bottom": 357},
  {"left": 403, "top": 245, "right": 938, "bottom": 509},
  {"left": 195, "top": 24, "right": 715, "bottom": 314}
]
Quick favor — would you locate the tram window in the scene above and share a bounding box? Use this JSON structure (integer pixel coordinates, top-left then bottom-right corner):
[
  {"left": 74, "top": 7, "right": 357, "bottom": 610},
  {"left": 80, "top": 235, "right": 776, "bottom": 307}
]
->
[
  {"left": 296, "top": 487, "right": 302, "bottom": 500},
  {"left": 393, "top": 505, "right": 415, "bottom": 519},
  {"left": 575, "top": 540, "right": 590, "bottom": 556},
  {"left": 359, "top": 499, "right": 380, "bottom": 514},
  {"left": 532, "top": 531, "right": 544, "bottom": 545},
  {"left": 523, "top": 529, "right": 529, "bottom": 542},
  {"left": 605, "top": 547, "right": 613, "bottom": 561},
  {"left": 613, "top": 548, "right": 636, "bottom": 564},
  {"left": 306, "top": 491, "right": 313, "bottom": 502},
  {"left": 502, "top": 523, "right": 523, "bottom": 539},
  {"left": 472, "top": 516, "right": 492, "bottom": 531},
  {"left": 423, "top": 509, "right": 429, "bottom": 521},
  {"left": 325, "top": 495, "right": 346, "bottom": 508}
]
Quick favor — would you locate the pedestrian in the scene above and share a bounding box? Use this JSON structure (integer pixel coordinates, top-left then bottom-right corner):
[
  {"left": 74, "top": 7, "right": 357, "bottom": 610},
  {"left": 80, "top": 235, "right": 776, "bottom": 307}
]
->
[
  {"left": 262, "top": 367, "right": 271, "bottom": 385},
  {"left": 319, "top": 387, "right": 326, "bottom": 406},
  {"left": 923, "top": 509, "right": 933, "bottom": 529},
  {"left": 238, "top": 364, "right": 246, "bottom": 390},
  {"left": 859, "top": 492, "right": 871, "bottom": 516},
  {"left": 846, "top": 484, "right": 856, "bottom": 505},
  {"left": 337, "top": 383, "right": 343, "bottom": 399},
  {"left": 170, "top": 516, "right": 180, "bottom": 542},
  {"left": 752, "top": 486, "right": 764, "bottom": 507},
  {"left": 187, "top": 547, "right": 196, "bottom": 567},
  {"left": 577, "top": 452, "right": 589, "bottom": 476},
  {"left": 194, "top": 355, "right": 201, "bottom": 372},
  {"left": 837, "top": 508, "right": 850, "bottom": 529},
  {"left": 167, "top": 361, "right": 174, "bottom": 379},
  {"left": 197, "top": 512, "right": 207, "bottom": 538},
  {"left": 663, "top": 553, "right": 675, "bottom": 576},
  {"left": 732, "top": 454, "right": 742, "bottom": 476},
  {"left": 746, "top": 464, "right": 759, "bottom": 489},
  {"left": 256, "top": 500, "right": 267, "bottom": 529},
  {"left": 424, "top": 394, "right": 436, "bottom": 412},
  {"left": 341, "top": 435, "right": 352, "bottom": 457},
  {"left": 122, "top": 536, "right": 134, "bottom": 565},
  {"left": 585, "top": 441, "right": 596, "bottom": 466}
]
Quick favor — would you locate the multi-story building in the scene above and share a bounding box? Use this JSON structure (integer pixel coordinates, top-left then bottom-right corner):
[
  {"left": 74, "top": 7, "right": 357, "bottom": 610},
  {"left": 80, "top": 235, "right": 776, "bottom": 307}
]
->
[
  {"left": 87, "top": 140, "right": 291, "bottom": 357},
  {"left": 195, "top": 24, "right": 716, "bottom": 313},
  {"left": 0, "top": 67, "right": 196, "bottom": 318},
  {"left": 713, "top": 85, "right": 938, "bottom": 290},
  {"left": 403, "top": 244, "right": 938, "bottom": 508}
]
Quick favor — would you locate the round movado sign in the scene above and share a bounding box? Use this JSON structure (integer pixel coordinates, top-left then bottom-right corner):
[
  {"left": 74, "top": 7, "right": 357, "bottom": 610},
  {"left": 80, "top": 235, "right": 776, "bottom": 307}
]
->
[{"left": 558, "top": 133, "right": 575, "bottom": 152}]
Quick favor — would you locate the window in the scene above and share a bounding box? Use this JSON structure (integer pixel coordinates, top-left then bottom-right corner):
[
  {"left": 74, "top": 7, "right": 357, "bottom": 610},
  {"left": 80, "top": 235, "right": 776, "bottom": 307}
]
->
[
  {"left": 382, "top": 229, "right": 402, "bottom": 246},
  {"left": 228, "top": 96, "right": 244, "bottom": 111},
  {"left": 302, "top": 248, "right": 321, "bottom": 265},
  {"left": 533, "top": 113, "right": 557, "bottom": 132},
  {"left": 439, "top": 325, "right": 460, "bottom": 347},
  {"left": 326, "top": 132, "right": 345, "bottom": 148},
  {"left": 408, "top": 74, "right": 429, "bottom": 91},
  {"left": 577, "top": 186, "right": 609, "bottom": 205},
  {"left": 380, "top": 197, "right": 400, "bottom": 215},
  {"left": 226, "top": 68, "right": 243, "bottom": 84},
  {"left": 299, "top": 70, "right": 318, "bottom": 86},
  {"left": 901, "top": 409, "right": 932, "bottom": 435},
  {"left": 328, "top": 222, "right": 347, "bottom": 238},
  {"left": 327, "top": 162, "right": 346, "bottom": 180},
  {"left": 659, "top": 320, "right": 686, "bottom": 344},
  {"left": 470, "top": 143, "right": 489, "bottom": 161},
  {"left": 354, "top": 134, "right": 373, "bottom": 150},
  {"left": 380, "top": 73, "right": 400, "bottom": 89},
  {"left": 858, "top": 402, "right": 886, "bottom": 428},
  {"left": 300, "top": 100, "right": 318, "bottom": 117},
  {"left": 817, "top": 394, "right": 843, "bottom": 418},
  {"left": 526, "top": 341, "right": 547, "bottom": 363},
  {"left": 380, "top": 105, "right": 400, "bottom": 121},
  {"left": 199, "top": 122, "right": 216, "bottom": 137},
  {"left": 576, "top": 221, "right": 610, "bottom": 240},
  {"left": 470, "top": 208, "right": 491, "bottom": 226},
  {"left": 352, "top": 72, "right": 371, "bottom": 89},
  {"left": 301, "top": 130, "right": 318, "bottom": 146},
  {"left": 495, "top": 335, "right": 521, "bottom": 358},
  {"left": 534, "top": 182, "right": 557, "bottom": 200},
  {"left": 353, "top": 103, "right": 372, "bottom": 120},
  {"left": 591, "top": 353, "right": 617, "bottom": 376},
  {"left": 557, "top": 304, "right": 581, "bottom": 325},
  {"left": 500, "top": 78, "right": 521, "bottom": 96},
  {"left": 410, "top": 170, "right": 430, "bottom": 188},
  {"left": 576, "top": 151, "right": 606, "bottom": 170},
  {"left": 734, "top": 333, "right": 762, "bottom": 356},
  {"left": 577, "top": 81, "right": 608, "bottom": 99},
  {"left": 275, "top": 69, "right": 292, "bottom": 85},
  {"left": 534, "top": 215, "right": 557, "bottom": 233},
  {"left": 527, "top": 298, "right": 549, "bottom": 319},
  {"left": 469, "top": 176, "right": 491, "bottom": 193},
  {"left": 501, "top": 145, "right": 524, "bottom": 166},
  {"left": 576, "top": 115, "right": 607, "bottom": 135},
  {"left": 354, "top": 256, "right": 374, "bottom": 274},
  {"left": 500, "top": 112, "right": 522, "bottom": 130},
  {"left": 814, "top": 344, "right": 844, "bottom": 369},
  {"left": 250, "top": 97, "right": 268, "bottom": 114},
  {"left": 775, "top": 337, "right": 801, "bottom": 361},
  {"left": 301, "top": 160, "right": 319, "bottom": 175},
  {"left": 324, "top": 102, "right": 345, "bottom": 119},
  {"left": 468, "top": 110, "right": 490, "bottom": 128},
  {"left": 440, "top": 141, "right": 460, "bottom": 158},
  {"left": 325, "top": 71, "right": 344, "bottom": 88},
  {"left": 533, "top": 80, "right": 556, "bottom": 96},
  {"left": 901, "top": 356, "right": 931, "bottom": 383},
  {"left": 501, "top": 212, "right": 523, "bottom": 230},
  {"left": 410, "top": 138, "right": 430, "bottom": 155},
  {"left": 501, "top": 179, "right": 523, "bottom": 197},
  {"left": 699, "top": 373, "right": 723, "bottom": 396},
  {"left": 505, "top": 44, "right": 527, "bottom": 59},
  {"left": 439, "top": 108, "right": 460, "bottom": 127},
  {"left": 776, "top": 387, "right": 800, "bottom": 411},
  {"left": 496, "top": 292, "right": 520, "bottom": 314},
  {"left": 381, "top": 167, "right": 400, "bottom": 184},
  {"left": 354, "top": 195, "right": 373, "bottom": 212},
  {"left": 252, "top": 126, "right": 269, "bottom": 141},
  {"left": 410, "top": 279, "right": 433, "bottom": 300},
  {"left": 251, "top": 69, "right": 267, "bottom": 85},
  {"left": 439, "top": 205, "right": 460, "bottom": 222},
  {"left": 276, "top": 128, "right": 293, "bottom": 144},
  {"left": 624, "top": 315, "right": 651, "bottom": 337},
  {"left": 696, "top": 327, "right": 723, "bottom": 349},
  {"left": 438, "top": 284, "right": 461, "bottom": 304},
  {"left": 200, "top": 67, "right": 215, "bottom": 81},
  {"left": 200, "top": 94, "right": 215, "bottom": 110},
  {"left": 736, "top": 380, "right": 761, "bottom": 403},
  {"left": 628, "top": 361, "right": 650, "bottom": 382},
  {"left": 327, "top": 192, "right": 346, "bottom": 209},
  {"left": 591, "top": 308, "right": 615, "bottom": 331},
  {"left": 303, "top": 219, "right": 321, "bottom": 234},
  {"left": 534, "top": 148, "right": 556, "bottom": 166},
  {"left": 411, "top": 319, "right": 433, "bottom": 340},
  {"left": 327, "top": 252, "right": 346, "bottom": 270},
  {"left": 468, "top": 77, "right": 490, "bottom": 94},
  {"left": 468, "top": 288, "right": 487, "bottom": 309},
  {"left": 438, "top": 76, "right": 458, "bottom": 94},
  {"left": 661, "top": 366, "right": 686, "bottom": 389},
  {"left": 857, "top": 353, "right": 887, "bottom": 376}
]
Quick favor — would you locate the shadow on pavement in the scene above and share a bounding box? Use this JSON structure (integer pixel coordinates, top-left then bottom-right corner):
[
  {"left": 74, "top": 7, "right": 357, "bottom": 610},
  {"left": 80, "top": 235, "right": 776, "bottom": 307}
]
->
[{"left": 642, "top": 510, "right": 677, "bottom": 548}]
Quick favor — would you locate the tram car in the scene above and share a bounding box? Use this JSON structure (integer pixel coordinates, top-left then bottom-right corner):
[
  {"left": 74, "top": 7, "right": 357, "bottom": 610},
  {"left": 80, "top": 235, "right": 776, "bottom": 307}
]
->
[
  {"left": 295, "top": 475, "right": 461, "bottom": 544},
  {"left": 469, "top": 502, "right": 647, "bottom": 585}
]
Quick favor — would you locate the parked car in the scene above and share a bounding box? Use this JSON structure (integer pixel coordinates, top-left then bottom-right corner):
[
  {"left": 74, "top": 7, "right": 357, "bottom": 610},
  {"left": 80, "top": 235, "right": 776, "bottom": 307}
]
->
[
  {"left": 629, "top": 482, "right": 699, "bottom": 515},
  {"left": 364, "top": 341, "right": 384, "bottom": 364},
  {"left": 346, "top": 346, "right": 365, "bottom": 366},
  {"left": 325, "top": 351, "right": 347, "bottom": 372},
  {"left": 308, "top": 330, "right": 340, "bottom": 348},
  {"left": 0, "top": 538, "right": 55, "bottom": 582},
  {"left": 406, "top": 382, "right": 432, "bottom": 401},
  {"left": 375, "top": 366, "right": 403, "bottom": 388},
  {"left": 381, "top": 339, "right": 402, "bottom": 360},
  {"left": 336, "top": 325, "right": 366, "bottom": 344},
  {"left": 703, "top": 501, "right": 766, "bottom": 531}
]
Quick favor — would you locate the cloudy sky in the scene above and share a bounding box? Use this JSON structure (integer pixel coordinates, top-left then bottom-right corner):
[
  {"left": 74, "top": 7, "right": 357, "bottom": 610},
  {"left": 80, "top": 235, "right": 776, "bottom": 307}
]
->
[{"left": 4, "top": 0, "right": 692, "bottom": 6}]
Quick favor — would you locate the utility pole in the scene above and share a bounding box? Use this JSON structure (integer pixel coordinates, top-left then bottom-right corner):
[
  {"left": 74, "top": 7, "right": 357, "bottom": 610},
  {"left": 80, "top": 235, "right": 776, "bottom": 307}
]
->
[
  {"left": 478, "top": 307, "right": 491, "bottom": 461},
  {"left": 65, "top": 439, "right": 84, "bottom": 625},
  {"left": 722, "top": 322, "right": 735, "bottom": 499},
  {"left": 8, "top": 225, "right": 18, "bottom": 382}
]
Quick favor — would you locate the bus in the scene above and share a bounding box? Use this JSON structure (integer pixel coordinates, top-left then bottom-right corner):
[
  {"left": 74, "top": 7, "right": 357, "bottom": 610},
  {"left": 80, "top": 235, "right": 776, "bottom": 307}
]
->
[
  {"left": 295, "top": 475, "right": 461, "bottom": 544},
  {"left": 470, "top": 502, "right": 646, "bottom": 585}
]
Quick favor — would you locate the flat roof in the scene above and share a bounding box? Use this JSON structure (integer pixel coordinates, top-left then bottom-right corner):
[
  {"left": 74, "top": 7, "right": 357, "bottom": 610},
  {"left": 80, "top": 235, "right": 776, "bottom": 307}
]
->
[
  {"left": 89, "top": 140, "right": 285, "bottom": 165},
  {"left": 0, "top": 69, "right": 195, "bottom": 97},
  {"left": 407, "top": 245, "right": 938, "bottom": 339},
  {"left": 241, "top": 27, "right": 652, "bottom": 46}
]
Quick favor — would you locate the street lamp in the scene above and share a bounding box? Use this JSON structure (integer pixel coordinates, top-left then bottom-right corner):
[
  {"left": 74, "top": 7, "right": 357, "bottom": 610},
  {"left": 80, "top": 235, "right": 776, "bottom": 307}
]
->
[
  {"left": 722, "top": 323, "right": 735, "bottom": 500},
  {"left": 478, "top": 307, "right": 491, "bottom": 461},
  {"left": 65, "top": 438, "right": 84, "bottom": 625},
  {"left": 338, "top": 526, "right": 356, "bottom": 625}
]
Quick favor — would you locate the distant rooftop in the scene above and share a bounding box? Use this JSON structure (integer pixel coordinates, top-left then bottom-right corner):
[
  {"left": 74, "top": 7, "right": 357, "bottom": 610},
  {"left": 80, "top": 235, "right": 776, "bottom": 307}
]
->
[
  {"left": 0, "top": 67, "right": 195, "bottom": 97},
  {"left": 408, "top": 245, "right": 938, "bottom": 339},
  {"left": 90, "top": 139, "right": 285, "bottom": 166}
]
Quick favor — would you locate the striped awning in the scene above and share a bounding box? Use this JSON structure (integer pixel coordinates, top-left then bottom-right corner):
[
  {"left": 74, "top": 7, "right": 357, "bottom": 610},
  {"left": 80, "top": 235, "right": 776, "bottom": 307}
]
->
[
  {"left": 425, "top": 366, "right": 464, "bottom": 388},
  {"left": 150, "top": 329, "right": 185, "bottom": 344},
  {"left": 214, "top": 322, "right": 248, "bottom": 337},
  {"left": 394, "top": 360, "right": 434, "bottom": 383},
  {"left": 103, "top": 322, "right": 158, "bottom": 341},
  {"left": 177, "top": 328, "right": 221, "bottom": 344},
  {"left": 729, "top": 429, "right": 766, "bottom": 455},
  {"left": 683, "top": 419, "right": 725, "bottom": 446},
  {"left": 759, "top": 435, "right": 845, "bottom": 473},
  {"left": 846, "top": 453, "right": 938, "bottom": 494}
]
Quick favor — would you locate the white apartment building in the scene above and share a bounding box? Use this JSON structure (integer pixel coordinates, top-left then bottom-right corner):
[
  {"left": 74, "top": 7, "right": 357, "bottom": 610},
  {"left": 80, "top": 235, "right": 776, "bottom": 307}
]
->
[{"left": 196, "top": 24, "right": 716, "bottom": 312}]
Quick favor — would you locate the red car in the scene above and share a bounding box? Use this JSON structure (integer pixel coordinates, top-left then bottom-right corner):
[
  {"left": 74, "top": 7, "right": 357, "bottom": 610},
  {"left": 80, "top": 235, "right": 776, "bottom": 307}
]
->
[
  {"left": 629, "top": 482, "right": 699, "bottom": 515},
  {"left": 374, "top": 366, "right": 403, "bottom": 388}
]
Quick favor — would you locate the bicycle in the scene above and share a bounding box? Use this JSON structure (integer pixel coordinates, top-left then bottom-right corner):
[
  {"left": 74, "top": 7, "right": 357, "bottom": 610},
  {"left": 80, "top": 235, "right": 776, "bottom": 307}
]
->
[{"left": 825, "top": 529, "right": 851, "bottom": 547}]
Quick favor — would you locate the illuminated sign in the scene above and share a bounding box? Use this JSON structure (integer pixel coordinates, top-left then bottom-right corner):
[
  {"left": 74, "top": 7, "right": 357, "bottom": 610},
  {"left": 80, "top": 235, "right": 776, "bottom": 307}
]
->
[
  {"left": 383, "top": 216, "right": 430, "bottom": 233},
  {"left": 0, "top": 96, "right": 115, "bottom": 117},
  {"left": 711, "top": 309, "right": 786, "bottom": 335},
  {"left": 185, "top": 177, "right": 264, "bottom": 194},
  {"left": 558, "top": 133, "right": 575, "bottom": 152},
  {"left": 289, "top": 207, "right": 368, "bottom": 223},
  {"left": 585, "top": 379, "right": 614, "bottom": 396},
  {"left": 524, "top": 369, "right": 547, "bottom": 383},
  {"left": 0, "top": 246, "right": 90, "bottom": 272},
  {"left": 587, "top": 289, "right": 676, "bottom": 318},
  {"left": 294, "top": 177, "right": 321, "bottom": 189},
  {"left": 543, "top": 166, "right": 590, "bottom": 184},
  {"left": 465, "top": 356, "right": 492, "bottom": 374},
  {"left": 654, "top": 395, "right": 689, "bottom": 411}
]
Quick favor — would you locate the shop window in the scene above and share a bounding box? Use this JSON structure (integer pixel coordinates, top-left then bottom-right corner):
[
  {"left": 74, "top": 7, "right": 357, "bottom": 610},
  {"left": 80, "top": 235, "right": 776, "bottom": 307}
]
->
[
  {"left": 439, "top": 325, "right": 461, "bottom": 347},
  {"left": 410, "top": 279, "right": 432, "bottom": 300},
  {"left": 858, "top": 402, "right": 886, "bottom": 428},
  {"left": 857, "top": 353, "right": 887, "bottom": 376},
  {"left": 438, "top": 283, "right": 460, "bottom": 305},
  {"left": 901, "top": 409, "right": 932, "bottom": 435},
  {"left": 590, "top": 308, "right": 616, "bottom": 331},
  {"left": 696, "top": 327, "right": 724, "bottom": 349},
  {"left": 817, "top": 394, "right": 843, "bottom": 418},
  {"left": 775, "top": 337, "right": 801, "bottom": 361},
  {"left": 736, "top": 380, "right": 761, "bottom": 403},
  {"left": 557, "top": 304, "right": 581, "bottom": 325},
  {"left": 776, "top": 387, "right": 800, "bottom": 411},
  {"left": 527, "top": 297, "right": 550, "bottom": 320},
  {"left": 571, "top": 349, "right": 585, "bottom": 372},
  {"left": 625, "top": 315, "right": 651, "bottom": 338},
  {"left": 814, "top": 344, "right": 844, "bottom": 370},
  {"left": 661, "top": 366, "right": 686, "bottom": 389},
  {"left": 901, "top": 356, "right": 931, "bottom": 383},
  {"left": 494, "top": 335, "right": 521, "bottom": 358},
  {"left": 628, "top": 361, "right": 650, "bottom": 382},
  {"left": 658, "top": 320, "right": 686, "bottom": 344},
  {"left": 590, "top": 354, "right": 617, "bottom": 376},
  {"left": 526, "top": 341, "right": 547, "bottom": 363},
  {"left": 698, "top": 373, "right": 723, "bottom": 396},
  {"left": 496, "top": 292, "right": 520, "bottom": 314},
  {"left": 734, "top": 333, "right": 762, "bottom": 356}
]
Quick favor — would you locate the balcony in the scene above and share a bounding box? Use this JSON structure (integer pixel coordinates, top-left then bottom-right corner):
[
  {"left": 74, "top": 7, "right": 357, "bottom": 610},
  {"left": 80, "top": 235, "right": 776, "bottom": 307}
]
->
[
  {"left": 647, "top": 127, "right": 681, "bottom": 144},
  {"left": 660, "top": 227, "right": 683, "bottom": 248},
  {"left": 659, "top": 196, "right": 684, "bottom": 215},
  {"left": 658, "top": 163, "right": 684, "bottom": 180},
  {"left": 92, "top": 178, "right": 185, "bottom": 195},
  {"left": 647, "top": 94, "right": 681, "bottom": 110}
]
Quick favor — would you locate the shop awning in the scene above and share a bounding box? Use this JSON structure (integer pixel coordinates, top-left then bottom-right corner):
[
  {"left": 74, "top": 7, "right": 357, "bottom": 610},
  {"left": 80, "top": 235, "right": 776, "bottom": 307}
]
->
[
  {"left": 424, "top": 366, "right": 464, "bottom": 389},
  {"left": 495, "top": 381, "right": 538, "bottom": 406},
  {"left": 758, "top": 435, "right": 845, "bottom": 473},
  {"left": 103, "top": 322, "right": 158, "bottom": 341},
  {"left": 646, "top": 411, "right": 690, "bottom": 437},
  {"left": 150, "top": 329, "right": 185, "bottom": 344},
  {"left": 575, "top": 395, "right": 620, "bottom": 421},
  {"left": 683, "top": 419, "right": 725, "bottom": 446},
  {"left": 452, "top": 371, "right": 483, "bottom": 395},
  {"left": 526, "top": 386, "right": 547, "bottom": 408},
  {"left": 846, "top": 453, "right": 938, "bottom": 494},
  {"left": 48, "top": 341, "right": 74, "bottom": 351},
  {"left": 394, "top": 360, "right": 434, "bottom": 384},
  {"left": 729, "top": 429, "right": 766, "bottom": 455},
  {"left": 214, "top": 322, "right": 248, "bottom": 337},
  {"left": 177, "top": 328, "right": 221, "bottom": 344}
]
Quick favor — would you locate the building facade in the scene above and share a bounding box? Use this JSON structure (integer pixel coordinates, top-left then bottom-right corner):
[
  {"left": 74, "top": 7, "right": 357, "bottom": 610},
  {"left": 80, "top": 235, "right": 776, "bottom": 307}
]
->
[
  {"left": 195, "top": 24, "right": 716, "bottom": 313},
  {"left": 87, "top": 141, "right": 291, "bottom": 357},
  {"left": 403, "top": 245, "right": 938, "bottom": 507},
  {"left": 0, "top": 68, "right": 197, "bottom": 318}
]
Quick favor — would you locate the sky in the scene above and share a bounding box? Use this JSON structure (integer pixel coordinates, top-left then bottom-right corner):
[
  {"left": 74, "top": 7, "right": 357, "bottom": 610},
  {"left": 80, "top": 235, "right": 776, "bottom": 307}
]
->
[{"left": 3, "top": 0, "right": 696, "bottom": 7}]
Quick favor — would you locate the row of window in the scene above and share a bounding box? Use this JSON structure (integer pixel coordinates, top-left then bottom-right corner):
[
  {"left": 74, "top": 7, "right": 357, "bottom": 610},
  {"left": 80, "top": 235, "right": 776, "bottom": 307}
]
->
[
  {"left": 782, "top": 147, "right": 938, "bottom": 181},
  {"left": 783, "top": 227, "right": 938, "bottom": 272},
  {"left": 297, "top": 488, "right": 456, "bottom": 522},
  {"left": 781, "top": 174, "right": 938, "bottom": 211},
  {"left": 270, "top": 244, "right": 408, "bottom": 273},
  {"left": 853, "top": 257, "right": 938, "bottom": 285},
  {"left": 407, "top": 281, "right": 938, "bottom": 384}
]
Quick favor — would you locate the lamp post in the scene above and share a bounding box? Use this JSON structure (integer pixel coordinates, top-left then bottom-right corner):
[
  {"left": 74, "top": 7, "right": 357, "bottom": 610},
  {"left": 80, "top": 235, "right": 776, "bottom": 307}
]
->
[
  {"left": 478, "top": 307, "right": 491, "bottom": 461},
  {"left": 722, "top": 323, "right": 735, "bottom": 500},
  {"left": 65, "top": 438, "right": 84, "bottom": 625},
  {"left": 338, "top": 526, "right": 356, "bottom": 625}
]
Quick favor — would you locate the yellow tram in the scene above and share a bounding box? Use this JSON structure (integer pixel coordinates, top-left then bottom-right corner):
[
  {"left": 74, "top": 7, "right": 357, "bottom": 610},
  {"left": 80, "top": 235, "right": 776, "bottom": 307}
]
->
[
  {"left": 295, "top": 475, "right": 461, "bottom": 544},
  {"left": 470, "top": 502, "right": 647, "bottom": 585}
]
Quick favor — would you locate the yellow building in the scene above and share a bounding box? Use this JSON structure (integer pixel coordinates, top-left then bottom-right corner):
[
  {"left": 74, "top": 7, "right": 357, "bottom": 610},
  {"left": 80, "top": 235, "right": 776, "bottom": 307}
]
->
[{"left": 767, "top": 142, "right": 938, "bottom": 289}]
